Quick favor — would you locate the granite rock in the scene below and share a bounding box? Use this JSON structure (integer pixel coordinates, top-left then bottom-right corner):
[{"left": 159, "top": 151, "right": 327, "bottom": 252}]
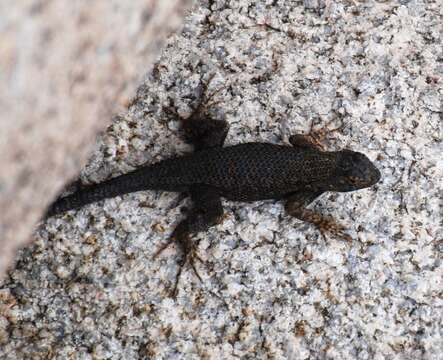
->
[
  {"left": 0, "top": 0, "right": 441, "bottom": 359},
  {"left": 0, "top": 0, "right": 192, "bottom": 277}
]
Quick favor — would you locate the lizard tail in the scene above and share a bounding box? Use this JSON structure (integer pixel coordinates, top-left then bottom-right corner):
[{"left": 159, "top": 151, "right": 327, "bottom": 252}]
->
[{"left": 45, "top": 167, "right": 155, "bottom": 218}]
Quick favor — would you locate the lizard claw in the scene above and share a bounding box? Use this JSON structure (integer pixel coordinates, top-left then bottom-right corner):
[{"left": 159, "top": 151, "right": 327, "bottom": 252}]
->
[
  {"left": 287, "top": 204, "right": 354, "bottom": 243},
  {"left": 154, "top": 229, "right": 206, "bottom": 298},
  {"left": 306, "top": 117, "right": 347, "bottom": 150},
  {"left": 170, "top": 247, "right": 204, "bottom": 298},
  {"left": 169, "top": 234, "right": 205, "bottom": 298},
  {"left": 309, "top": 212, "right": 353, "bottom": 243},
  {"left": 152, "top": 238, "right": 176, "bottom": 260}
]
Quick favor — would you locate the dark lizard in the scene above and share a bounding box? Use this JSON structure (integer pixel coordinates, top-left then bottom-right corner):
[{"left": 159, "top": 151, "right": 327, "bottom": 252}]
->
[{"left": 45, "top": 85, "right": 381, "bottom": 295}]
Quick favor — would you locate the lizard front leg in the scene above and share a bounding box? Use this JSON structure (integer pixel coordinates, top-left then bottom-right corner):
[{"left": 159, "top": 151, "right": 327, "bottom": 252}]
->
[
  {"left": 285, "top": 191, "right": 352, "bottom": 242},
  {"left": 154, "top": 186, "right": 223, "bottom": 297},
  {"left": 289, "top": 117, "right": 347, "bottom": 151},
  {"left": 289, "top": 134, "right": 323, "bottom": 151}
]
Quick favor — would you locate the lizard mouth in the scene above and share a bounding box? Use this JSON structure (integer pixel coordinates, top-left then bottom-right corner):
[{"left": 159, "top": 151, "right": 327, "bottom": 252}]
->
[
  {"left": 372, "top": 167, "right": 381, "bottom": 184},
  {"left": 366, "top": 165, "right": 381, "bottom": 186},
  {"left": 358, "top": 154, "right": 381, "bottom": 187}
]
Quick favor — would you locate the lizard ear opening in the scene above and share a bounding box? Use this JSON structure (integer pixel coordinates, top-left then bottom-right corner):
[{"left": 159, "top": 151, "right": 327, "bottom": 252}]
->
[{"left": 337, "top": 150, "right": 355, "bottom": 172}]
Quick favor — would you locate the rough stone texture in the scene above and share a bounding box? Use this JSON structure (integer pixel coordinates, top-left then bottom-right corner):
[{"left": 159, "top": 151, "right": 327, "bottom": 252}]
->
[
  {"left": 1, "top": 0, "right": 442, "bottom": 359},
  {"left": 0, "top": 0, "right": 193, "bottom": 277}
]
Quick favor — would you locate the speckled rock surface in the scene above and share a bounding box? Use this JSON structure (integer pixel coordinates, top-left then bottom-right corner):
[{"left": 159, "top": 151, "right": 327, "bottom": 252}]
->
[
  {"left": 1, "top": 1, "right": 442, "bottom": 359},
  {"left": 0, "top": 0, "right": 192, "bottom": 278}
]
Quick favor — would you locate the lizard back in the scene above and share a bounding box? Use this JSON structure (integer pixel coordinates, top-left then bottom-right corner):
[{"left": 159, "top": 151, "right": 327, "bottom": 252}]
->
[
  {"left": 47, "top": 142, "right": 338, "bottom": 215},
  {"left": 185, "top": 143, "right": 338, "bottom": 201}
]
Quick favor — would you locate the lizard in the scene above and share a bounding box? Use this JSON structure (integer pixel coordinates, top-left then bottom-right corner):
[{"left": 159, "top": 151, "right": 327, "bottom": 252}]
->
[{"left": 45, "top": 80, "right": 381, "bottom": 295}]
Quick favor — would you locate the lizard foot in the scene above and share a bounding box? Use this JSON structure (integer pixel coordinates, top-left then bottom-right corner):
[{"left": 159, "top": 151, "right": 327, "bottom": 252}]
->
[
  {"left": 153, "top": 230, "right": 205, "bottom": 298},
  {"left": 169, "top": 231, "right": 205, "bottom": 298},
  {"left": 189, "top": 72, "right": 227, "bottom": 117},
  {"left": 181, "top": 74, "right": 230, "bottom": 151},
  {"left": 304, "top": 117, "right": 347, "bottom": 151},
  {"left": 286, "top": 204, "right": 353, "bottom": 242},
  {"left": 154, "top": 186, "right": 223, "bottom": 297},
  {"left": 171, "top": 236, "right": 204, "bottom": 298}
]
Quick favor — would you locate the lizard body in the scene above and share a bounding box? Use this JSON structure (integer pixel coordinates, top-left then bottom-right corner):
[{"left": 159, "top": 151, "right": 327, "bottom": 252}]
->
[
  {"left": 47, "top": 141, "right": 379, "bottom": 216},
  {"left": 46, "top": 89, "right": 381, "bottom": 295}
]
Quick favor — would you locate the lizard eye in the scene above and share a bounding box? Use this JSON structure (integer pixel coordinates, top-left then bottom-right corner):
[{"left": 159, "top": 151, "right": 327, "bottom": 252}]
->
[
  {"left": 347, "top": 176, "right": 362, "bottom": 186},
  {"left": 340, "top": 159, "right": 354, "bottom": 173},
  {"left": 340, "top": 151, "right": 365, "bottom": 174},
  {"left": 339, "top": 152, "right": 356, "bottom": 172}
]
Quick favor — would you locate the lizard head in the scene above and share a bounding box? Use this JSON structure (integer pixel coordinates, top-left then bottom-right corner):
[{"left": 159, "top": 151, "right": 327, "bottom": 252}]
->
[{"left": 333, "top": 150, "right": 381, "bottom": 192}]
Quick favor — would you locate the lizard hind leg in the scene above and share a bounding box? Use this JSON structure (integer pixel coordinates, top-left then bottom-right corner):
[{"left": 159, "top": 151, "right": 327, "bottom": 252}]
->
[
  {"left": 153, "top": 186, "right": 223, "bottom": 297},
  {"left": 181, "top": 75, "right": 230, "bottom": 151},
  {"left": 182, "top": 114, "right": 229, "bottom": 151}
]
